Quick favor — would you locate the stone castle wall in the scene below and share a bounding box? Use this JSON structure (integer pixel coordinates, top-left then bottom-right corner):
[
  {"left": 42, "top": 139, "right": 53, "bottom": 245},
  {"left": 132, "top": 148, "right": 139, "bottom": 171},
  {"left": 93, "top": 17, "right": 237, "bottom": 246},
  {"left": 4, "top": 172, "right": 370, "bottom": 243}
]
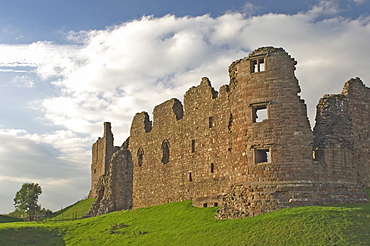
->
[
  {"left": 87, "top": 47, "right": 369, "bottom": 218},
  {"left": 314, "top": 78, "right": 370, "bottom": 187}
]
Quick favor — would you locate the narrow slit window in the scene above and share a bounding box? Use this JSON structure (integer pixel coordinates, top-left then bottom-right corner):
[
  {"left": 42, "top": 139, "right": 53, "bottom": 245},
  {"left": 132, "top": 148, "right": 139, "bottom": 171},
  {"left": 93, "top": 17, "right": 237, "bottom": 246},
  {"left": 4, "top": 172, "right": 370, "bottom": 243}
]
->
[
  {"left": 189, "top": 172, "right": 193, "bottom": 182},
  {"left": 255, "top": 148, "right": 271, "bottom": 164},
  {"left": 161, "top": 140, "right": 170, "bottom": 164},
  {"left": 210, "top": 163, "right": 215, "bottom": 173},
  {"left": 137, "top": 148, "right": 144, "bottom": 166},
  {"left": 191, "top": 140, "right": 196, "bottom": 153},
  {"left": 209, "top": 116, "right": 213, "bottom": 128}
]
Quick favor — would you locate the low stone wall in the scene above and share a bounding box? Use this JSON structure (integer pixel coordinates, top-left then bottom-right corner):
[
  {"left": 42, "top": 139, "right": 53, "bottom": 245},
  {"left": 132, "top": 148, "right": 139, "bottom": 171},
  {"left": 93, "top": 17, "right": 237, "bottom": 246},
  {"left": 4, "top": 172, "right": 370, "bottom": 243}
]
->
[{"left": 216, "top": 182, "right": 367, "bottom": 219}]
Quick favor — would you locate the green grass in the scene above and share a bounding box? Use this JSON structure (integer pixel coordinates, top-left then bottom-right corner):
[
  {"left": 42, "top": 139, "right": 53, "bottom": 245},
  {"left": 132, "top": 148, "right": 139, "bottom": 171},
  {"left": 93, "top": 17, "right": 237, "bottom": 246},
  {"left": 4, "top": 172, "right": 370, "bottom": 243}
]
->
[{"left": 1, "top": 195, "right": 370, "bottom": 245}]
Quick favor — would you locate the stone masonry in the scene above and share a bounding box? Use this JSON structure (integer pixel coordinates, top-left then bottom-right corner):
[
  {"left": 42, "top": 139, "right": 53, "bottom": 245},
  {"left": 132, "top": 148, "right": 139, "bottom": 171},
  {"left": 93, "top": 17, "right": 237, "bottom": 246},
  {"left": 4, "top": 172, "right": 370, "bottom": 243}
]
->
[{"left": 86, "top": 47, "right": 369, "bottom": 219}]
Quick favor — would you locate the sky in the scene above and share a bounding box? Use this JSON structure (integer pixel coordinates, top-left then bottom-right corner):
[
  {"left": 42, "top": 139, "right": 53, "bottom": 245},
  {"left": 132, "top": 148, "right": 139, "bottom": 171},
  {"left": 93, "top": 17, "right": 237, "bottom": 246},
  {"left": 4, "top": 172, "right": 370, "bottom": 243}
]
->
[{"left": 0, "top": 0, "right": 370, "bottom": 214}]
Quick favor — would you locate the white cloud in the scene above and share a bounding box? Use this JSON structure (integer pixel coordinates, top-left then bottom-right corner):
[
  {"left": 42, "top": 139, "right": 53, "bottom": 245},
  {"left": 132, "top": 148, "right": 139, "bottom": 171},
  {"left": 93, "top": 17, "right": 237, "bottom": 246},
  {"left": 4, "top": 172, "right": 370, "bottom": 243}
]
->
[
  {"left": 351, "top": 0, "right": 365, "bottom": 4},
  {"left": 305, "top": 0, "right": 341, "bottom": 17},
  {"left": 1, "top": 2, "right": 370, "bottom": 213},
  {"left": 42, "top": 12, "right": 369, "bottom": 134},
  {"left": 0, "top": 130, "right": 91, "bottom": 213},
  {"left": 242, "top": 2, "right": 257, "bottom": 16}
]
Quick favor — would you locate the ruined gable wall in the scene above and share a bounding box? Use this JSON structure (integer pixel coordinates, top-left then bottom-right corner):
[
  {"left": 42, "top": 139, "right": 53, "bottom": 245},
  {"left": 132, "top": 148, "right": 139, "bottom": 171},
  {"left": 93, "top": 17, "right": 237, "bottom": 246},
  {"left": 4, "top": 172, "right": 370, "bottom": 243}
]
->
[{"left": 129, "top": 78, "right": 233, "bottom": 209}]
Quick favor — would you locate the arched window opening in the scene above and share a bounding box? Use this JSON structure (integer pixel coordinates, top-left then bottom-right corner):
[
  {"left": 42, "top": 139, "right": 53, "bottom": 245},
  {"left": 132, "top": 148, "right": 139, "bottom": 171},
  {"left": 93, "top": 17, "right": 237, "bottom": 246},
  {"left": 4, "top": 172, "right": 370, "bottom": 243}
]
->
[
  {"left": 161, "top": 140, "right": 170, "bottom": 164},
  {"left": 137, "top": 148, "right": 144, "bottom": 166}
]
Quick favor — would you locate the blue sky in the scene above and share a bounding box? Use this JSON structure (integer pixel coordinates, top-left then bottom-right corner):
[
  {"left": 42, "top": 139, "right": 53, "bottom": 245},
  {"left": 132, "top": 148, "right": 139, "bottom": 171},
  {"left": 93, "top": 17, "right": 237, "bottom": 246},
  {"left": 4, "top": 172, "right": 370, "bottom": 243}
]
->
[{"left": 0, "top": 0, "right": 370, "bottom": 213}]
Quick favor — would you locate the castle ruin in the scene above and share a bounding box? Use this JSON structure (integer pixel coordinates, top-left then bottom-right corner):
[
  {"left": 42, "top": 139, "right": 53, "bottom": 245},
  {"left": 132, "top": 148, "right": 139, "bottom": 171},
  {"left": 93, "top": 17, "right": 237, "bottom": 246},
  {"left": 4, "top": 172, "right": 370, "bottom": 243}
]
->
[{"left": 87, "top": 47, "right": 369, "bottom": 219}]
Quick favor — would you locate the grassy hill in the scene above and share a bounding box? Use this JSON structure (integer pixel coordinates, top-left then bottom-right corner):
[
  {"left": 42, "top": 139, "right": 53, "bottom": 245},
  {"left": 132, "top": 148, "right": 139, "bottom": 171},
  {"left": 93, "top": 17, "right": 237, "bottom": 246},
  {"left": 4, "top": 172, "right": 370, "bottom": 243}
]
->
[
  {"left": 0, "top": 215, "right": 23, "bottom": 223},
  {"left": 1, "top": 193, "right": 370, "bottom": 245},
  {"left": 48, "top": 198, "right": 94, "bottom": 221}
]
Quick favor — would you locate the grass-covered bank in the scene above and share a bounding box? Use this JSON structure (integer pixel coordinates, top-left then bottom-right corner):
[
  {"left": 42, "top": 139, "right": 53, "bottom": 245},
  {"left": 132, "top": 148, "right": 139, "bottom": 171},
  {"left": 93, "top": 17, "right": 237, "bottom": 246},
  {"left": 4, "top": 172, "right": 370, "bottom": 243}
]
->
[
  {"left": 48, "top": 198, "right": 94, "bottom": 221},
  {"left": 1, "top": 194, "right": 370, "bottom": 245}
]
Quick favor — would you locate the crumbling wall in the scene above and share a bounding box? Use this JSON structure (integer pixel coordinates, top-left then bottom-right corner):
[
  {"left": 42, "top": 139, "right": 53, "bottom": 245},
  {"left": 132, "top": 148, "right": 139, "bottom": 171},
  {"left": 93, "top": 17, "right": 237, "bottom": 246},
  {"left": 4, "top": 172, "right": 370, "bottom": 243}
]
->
[
  {"left": 129, "top": 79, "right": 232, "bottom": 209},
  {"left": 88, "top": 47, "right": 369, "bottom": 219},
  {"left": 86, "top": 142, "right": 133, "bottom": 217},
  {"left": 314, "top": 78, "right": 370, "bottom": 187},
  {"left": 216, "top": 47, "right": 319, "bottom": 219},
  {"left": 89, "top": 122, "right": 114, "bottom": 198}
]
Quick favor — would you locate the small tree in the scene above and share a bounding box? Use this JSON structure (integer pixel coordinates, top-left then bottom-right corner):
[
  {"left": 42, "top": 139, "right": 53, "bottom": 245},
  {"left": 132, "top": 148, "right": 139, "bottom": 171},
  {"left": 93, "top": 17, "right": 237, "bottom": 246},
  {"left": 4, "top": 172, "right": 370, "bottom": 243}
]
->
[{"left": 13, "top": 183, "right": 42, "bottom": 221}]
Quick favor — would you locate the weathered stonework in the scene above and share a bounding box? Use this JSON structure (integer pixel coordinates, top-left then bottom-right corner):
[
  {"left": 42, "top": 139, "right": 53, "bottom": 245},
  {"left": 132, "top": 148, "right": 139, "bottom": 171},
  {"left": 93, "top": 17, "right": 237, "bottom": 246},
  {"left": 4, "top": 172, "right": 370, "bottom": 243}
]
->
[{"left": 87, "top": 47, "right": 369, "bottom": 219}]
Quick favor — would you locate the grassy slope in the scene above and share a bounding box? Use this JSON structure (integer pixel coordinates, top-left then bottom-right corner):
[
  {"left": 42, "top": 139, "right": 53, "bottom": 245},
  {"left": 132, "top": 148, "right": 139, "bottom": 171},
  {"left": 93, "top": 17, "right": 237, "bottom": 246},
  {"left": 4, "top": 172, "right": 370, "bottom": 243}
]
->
[
  {"left": 0, "top": 215, "right": 23, "bottom": 223},
  {"left": 1, "top": 194, "right": 370, "bottom": 245},
  {"left": 49, "top": 198, "right": 94, "bottom": 221}
]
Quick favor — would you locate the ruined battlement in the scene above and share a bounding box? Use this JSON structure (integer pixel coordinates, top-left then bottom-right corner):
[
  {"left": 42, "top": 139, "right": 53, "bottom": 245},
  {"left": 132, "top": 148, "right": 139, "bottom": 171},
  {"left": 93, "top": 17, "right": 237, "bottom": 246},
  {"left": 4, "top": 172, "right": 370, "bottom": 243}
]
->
[{"left": 87, "top": 47, "right": 369, "bottom": 218}]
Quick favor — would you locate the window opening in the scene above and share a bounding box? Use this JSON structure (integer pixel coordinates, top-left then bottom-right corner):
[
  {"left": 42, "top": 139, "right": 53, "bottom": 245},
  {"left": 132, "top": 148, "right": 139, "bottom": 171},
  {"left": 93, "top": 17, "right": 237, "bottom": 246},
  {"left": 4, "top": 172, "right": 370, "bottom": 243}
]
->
[
  {"left": 209, "top": 116, "right": 213, "bottom": 128},
  {"left": 255, "top": 148, "right": 271, "bottom": 164},
  {"left": 93, "top": 169, "right": 96, "bottom": 174},
  {"left": 251, "top": 58, "right": 265, "bottom": 73},
  {"left": 203, "top": 203, "right": 208, "bottom": 207},
  {"left": 210, "top": 163, "right": 215, "bottom": 173},
  {"left": 214, "top": 203, "right": 219, "bottom": 207},
  {"left": 137, "top": 148, "right": 144, "bottom": 166},
  {"left": 191, "top": 140, "right": 196, "bottom": 153},
  {"left": 250, "top": 102, "right": 270, "bottom": 123},
  {"left": 189, "top": 172, "right": 193, "bottom": 182},
  {"left": 161, "top": 140, "right": 170, "bottom": 164}
]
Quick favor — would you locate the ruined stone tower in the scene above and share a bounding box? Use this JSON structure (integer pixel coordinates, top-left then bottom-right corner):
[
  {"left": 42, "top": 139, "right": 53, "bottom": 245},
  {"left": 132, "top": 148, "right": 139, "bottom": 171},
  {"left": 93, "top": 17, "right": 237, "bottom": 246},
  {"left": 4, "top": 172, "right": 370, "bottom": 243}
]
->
[
  {"left": 87, "top": 47, "right": 368, "bottom": 218},
  {"left": 89, "top": 122, "right": 113, "bottom": 198}
]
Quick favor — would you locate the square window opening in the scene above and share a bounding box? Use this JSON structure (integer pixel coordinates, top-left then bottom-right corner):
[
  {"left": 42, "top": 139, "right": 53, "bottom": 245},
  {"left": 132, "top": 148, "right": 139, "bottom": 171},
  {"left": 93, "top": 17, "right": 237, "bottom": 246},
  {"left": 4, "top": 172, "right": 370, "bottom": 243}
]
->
[
  {"left": 251, "top": 58, "right": 265, "bottom": 73},
  {"left": 252, "top": 104, "right": 268, "bottom": 123},
  {"left": 255, "top": 149, "right": 271, "bottom": 164}
]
